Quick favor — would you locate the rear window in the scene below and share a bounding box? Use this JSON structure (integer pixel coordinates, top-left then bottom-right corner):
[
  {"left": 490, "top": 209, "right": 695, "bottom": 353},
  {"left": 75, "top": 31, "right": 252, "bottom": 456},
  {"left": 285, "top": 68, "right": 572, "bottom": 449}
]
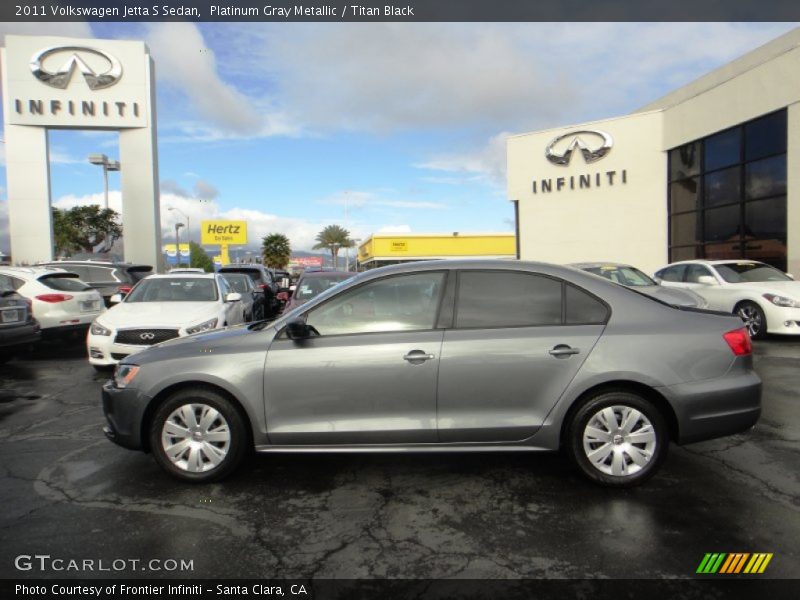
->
[
  {"left": 222, "top": 274, "right": 251, "bottom": 293},
  {"left": 38, "top": 274, "right": 91, "bottom": 292}
]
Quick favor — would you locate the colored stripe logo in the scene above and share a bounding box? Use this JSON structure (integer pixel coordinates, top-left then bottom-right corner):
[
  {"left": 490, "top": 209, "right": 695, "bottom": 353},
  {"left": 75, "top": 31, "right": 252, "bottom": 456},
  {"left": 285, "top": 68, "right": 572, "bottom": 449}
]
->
[{"left": 697, "top": 553, "right": 773, "bottom": 574}]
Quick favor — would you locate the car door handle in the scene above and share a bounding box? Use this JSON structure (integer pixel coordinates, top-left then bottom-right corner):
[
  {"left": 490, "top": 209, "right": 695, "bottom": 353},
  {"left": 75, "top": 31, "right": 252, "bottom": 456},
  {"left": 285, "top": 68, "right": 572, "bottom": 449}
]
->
[
  {"left": 549, "top": 345, "right": 580, "bottom": 358},
  {"left": 403, "top": 350, "right": 435, "bottom": 362}
]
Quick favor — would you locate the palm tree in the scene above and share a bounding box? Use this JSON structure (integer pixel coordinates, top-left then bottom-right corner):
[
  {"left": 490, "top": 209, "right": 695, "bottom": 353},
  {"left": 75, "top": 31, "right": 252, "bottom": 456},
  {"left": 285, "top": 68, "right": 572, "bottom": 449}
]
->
[
  {"left": 312, "top": 225, "right": 353, "bottom": 269},
  {"left": 261, "top": 233, "right": 291, "bottom": 269}
]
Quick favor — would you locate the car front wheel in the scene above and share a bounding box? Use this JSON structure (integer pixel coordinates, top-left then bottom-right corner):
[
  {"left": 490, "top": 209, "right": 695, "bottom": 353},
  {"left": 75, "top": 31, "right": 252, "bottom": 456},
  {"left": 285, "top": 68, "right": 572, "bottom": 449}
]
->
[
  {"left": 567, "top": 391, "right": 668, "bottom": 487},
  {"left": 735, "top": 301, "right": 767, "bottom": 340},
  {"left": 149, "top": 388, "right": 248, "bottom": 483}
]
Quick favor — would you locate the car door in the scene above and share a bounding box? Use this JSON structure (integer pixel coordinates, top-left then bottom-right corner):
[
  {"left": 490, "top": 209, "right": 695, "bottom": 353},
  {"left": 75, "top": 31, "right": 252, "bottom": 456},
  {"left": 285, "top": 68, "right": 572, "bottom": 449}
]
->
[
  {"left": 681, "top": 264, "right": 730, "bottom": 310},
  {"left": 263, "top": 271, "right": 447, "bottom": 445},
  {"left": 436, "top": 270, "right": 608, "bottom": 443},
  {"left": 655, "top": 264, "right": 688, "bottom": 289}
]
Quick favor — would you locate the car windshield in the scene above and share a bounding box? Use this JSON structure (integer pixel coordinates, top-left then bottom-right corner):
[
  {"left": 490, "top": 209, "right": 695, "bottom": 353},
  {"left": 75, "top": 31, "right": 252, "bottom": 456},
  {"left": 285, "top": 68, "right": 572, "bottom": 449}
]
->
[
  {"left": 714, "top": 262, "right": 792, "bottom": 283},
  {"left": 583, "top": 266, "right": 656, "bottom": 287},
  {"left": 125, "top": 278, "right": 218, "bottom": 302},
  {"left": 221, "top": 274, "right": 251, "bottom": 293},
  {"left": 294, "top": 275, "right": 354, "bottom": 300}
]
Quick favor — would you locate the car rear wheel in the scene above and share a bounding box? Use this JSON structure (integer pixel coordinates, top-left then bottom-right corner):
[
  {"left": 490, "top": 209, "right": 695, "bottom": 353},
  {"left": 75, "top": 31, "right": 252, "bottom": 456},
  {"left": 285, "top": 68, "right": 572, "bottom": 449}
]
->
[
  {"left": 735, "top": 301, "right": 767, "bottom": 340},
  {"left": 567, "top": 391, "right": 668, "bottom": 487},
  {"left": 149, "top": 388, "right": 248, "bottom": 483}
]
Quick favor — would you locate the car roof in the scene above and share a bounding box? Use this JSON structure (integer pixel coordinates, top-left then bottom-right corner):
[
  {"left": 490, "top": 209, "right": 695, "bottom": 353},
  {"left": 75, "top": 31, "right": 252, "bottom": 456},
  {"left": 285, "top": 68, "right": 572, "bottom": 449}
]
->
[
  {"left": 660, "top": 259, "right": 765, "bottom": 267},
  {"left": 0, "top": 266, "right": 80, "bottom": 279},
  {"left": 299, "top": 270, "right": 353, "bottom": 279},
  {"left": 568, "top": 262, "right": 634, "bottom": 269},
  {"left": 146, "top": 273, "right": 218, "bottom": 279},
  {"left": 37, "top": 259, "right": 151, "bottom": 268}
]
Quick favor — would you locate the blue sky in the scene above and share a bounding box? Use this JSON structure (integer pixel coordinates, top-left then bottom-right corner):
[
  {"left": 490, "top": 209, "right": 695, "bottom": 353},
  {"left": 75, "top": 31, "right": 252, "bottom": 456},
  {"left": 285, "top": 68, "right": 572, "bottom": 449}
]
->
[{"left": 1, "top": 22, "right": 798, "bottom": 254}]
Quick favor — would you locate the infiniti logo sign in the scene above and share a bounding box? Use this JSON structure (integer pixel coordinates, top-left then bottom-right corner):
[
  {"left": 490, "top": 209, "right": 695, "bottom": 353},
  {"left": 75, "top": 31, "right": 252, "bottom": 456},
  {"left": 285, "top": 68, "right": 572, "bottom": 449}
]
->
[
  {"left": 139, "top": 332, "right": 155, "bottom": 341},
  {"left": 30, "top": 46, "right": 123, "bottom": 90},
  {"left": 545, "top": 130, "right": 613, "bottom": 166}
]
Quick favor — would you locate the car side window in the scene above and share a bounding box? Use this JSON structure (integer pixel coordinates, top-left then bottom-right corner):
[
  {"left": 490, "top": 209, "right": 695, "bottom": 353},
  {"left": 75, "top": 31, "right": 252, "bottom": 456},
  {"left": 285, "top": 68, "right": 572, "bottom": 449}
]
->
[
  {"left": 566, "top": 284, "right": 609, "bottom": 324},
  {"left": 218, "top": 277, "right": 231, "bottom": 297},
  {"left": 306, "top": 272, "right": 445, "bottom": 336},
  {"left": 685, "top": 265, "right": 713, "bottom": 283},
  {"left": 658, "top": 265, "right": 686, "bottom": 282},
  {"left": 456, "top": 271, "right": 562, "bottom": 328},
  {"left": 0, "top": 274, "right": 14, "bottom": 293}
]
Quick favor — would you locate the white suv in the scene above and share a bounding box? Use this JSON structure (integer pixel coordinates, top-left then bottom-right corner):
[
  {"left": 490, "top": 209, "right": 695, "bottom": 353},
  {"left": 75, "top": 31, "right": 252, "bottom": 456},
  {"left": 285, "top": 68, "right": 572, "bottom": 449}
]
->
[
  {"left": 0, "top": 267, "right": 104, "bottom": 337},
  {"left": 87, "top": 273, "right": 245, "bottom": 369},
  {"left": 654, "top": 259, "right": 800, "bottom": 339}
]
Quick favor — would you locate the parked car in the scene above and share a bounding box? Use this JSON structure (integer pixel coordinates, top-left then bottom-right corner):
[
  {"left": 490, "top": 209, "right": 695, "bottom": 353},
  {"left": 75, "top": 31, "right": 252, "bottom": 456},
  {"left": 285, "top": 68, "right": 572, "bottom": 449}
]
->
[
  {"left": 654, "top": 259, "right": 800, "bottom": 339},
  {"left": 169, "top": 268, "right": 206, "bottom": 274},
  {"left": 0, "top": 267, "right": 104, "bottom": 338},
  {"left": 0, "top": 274, "right": 41, "bottom": 363},
  {"left": 281, "top": 270, "right": 354, "bottom": 313},
  {"left": 570, "top": 262, "right": 707, "bottom": 308},
  {"left": 37, "top": 260, "right": 152, "bottom": 307},
  {"left": 218, "top": 265, "right": 280, "bottom": 320},
  {"left": 87, "top": 273, "right": 245, "bottom": 370},
  {"left": 102, "top": 260, "right": 760, "bottom": 487},
  {"left": 219, "top": 272, "right": 257, "bottom": 321}
]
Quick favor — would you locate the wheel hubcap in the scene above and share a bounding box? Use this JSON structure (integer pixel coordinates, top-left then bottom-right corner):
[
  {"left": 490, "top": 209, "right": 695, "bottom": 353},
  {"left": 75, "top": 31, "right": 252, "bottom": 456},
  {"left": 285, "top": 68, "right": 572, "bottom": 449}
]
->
[
  {"left": 738, "top": 306, "right": 762, "bottom": 337},
  {"left": 161, "top": 403, "right": 231, "bottom": 473},
  {"left": 582, "top": 405, "right": 657, "bottom": 477}
]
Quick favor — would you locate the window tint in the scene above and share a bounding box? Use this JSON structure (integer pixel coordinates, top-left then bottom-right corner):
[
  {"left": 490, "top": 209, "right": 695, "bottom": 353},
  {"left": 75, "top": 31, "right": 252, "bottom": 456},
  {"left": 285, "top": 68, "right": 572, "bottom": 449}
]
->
[
  {"left": 669, "top": 177, "right": 700, "bottom": 213},
  {"left": 658, "top": 266, "right": 686, "bottom": 282},
  {"left": 669, "top": 142, "right": 700, "bottom": 181},
  {"left": 745, "top": 111, "right": 786, "bottom": 161},
  {"left": 38, "top": 275, "right": 91, "bottom": 291},
  {"left": 456, "top": 271, "right": 561, "bottom": 328},
  {"left": 0, "top": 275, "right": 14, "bottom": 293},
  {"left": 745, "top": 196, "right": 786, "bottom": 238},
  {"left": 306, "top": 272, "right": 445, "bottom": 336},
  {"left": 745, "top": 156, "right": 786, "bottom": 200},
  {"left": 685, "top": 265, "right": 712, "bottom": 283},
  {"left": 704, "top": 128, "right": 741, "bottom": 171},
  {"left": 704, "top": 166, "right": 741, "bottom": 208},
  {"left": 81, "top": 266, "right": 115, "bottom": 282},
  {"left": 566, "top": 285, "right": 608, "bottom": 324}
]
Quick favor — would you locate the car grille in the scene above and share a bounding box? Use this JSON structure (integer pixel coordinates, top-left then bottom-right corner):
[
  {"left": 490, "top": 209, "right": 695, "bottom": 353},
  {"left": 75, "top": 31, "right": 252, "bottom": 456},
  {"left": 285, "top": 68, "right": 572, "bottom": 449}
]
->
[
  {"left": 111, "top": 353, "right": 130, "bottom": 361},
  {"left": 114, "top": 329, "right": 179, "bottom": 345}
]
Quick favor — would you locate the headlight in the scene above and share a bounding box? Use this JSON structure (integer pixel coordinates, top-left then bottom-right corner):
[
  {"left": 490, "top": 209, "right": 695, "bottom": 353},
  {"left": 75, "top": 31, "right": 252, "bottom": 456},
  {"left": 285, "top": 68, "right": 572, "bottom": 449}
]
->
[
  {"left": 114, "top": 364, "right": 140, "bottom": 389},
  {"left": 763, "top": 293, "right": 800, "bottom": 308},
  {"left": 90, "top": 321, "right": 112, "bottom": 336},
  {"left": 186, "top": 318, "right": 218, "bottom": 335}
]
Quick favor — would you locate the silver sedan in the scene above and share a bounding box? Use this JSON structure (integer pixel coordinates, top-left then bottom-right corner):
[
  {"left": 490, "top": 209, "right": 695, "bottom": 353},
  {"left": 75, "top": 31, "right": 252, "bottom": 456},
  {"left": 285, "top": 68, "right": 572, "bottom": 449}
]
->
[{"left": 102, "top": 260, "right": 761, "bottom": 487}]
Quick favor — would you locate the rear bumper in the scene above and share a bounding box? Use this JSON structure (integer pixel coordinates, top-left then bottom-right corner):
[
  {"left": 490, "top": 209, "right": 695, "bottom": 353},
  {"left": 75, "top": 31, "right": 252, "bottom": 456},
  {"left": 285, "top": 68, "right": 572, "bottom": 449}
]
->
[
  {"left": 102, "top": 381, "right": 150, "bottom": 451},
  {"left": 0, "top": 322, "right": 41, "bottom": 348},
  {"left": 661, "top": 368, "right": 762, "bottom": 445}
]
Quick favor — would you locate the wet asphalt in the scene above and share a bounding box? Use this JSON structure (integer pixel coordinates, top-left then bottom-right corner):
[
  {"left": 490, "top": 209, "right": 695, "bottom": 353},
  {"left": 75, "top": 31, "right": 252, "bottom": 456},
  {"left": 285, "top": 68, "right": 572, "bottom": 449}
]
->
[{"left": 0, "top": 337, "right": 797, "bottom": 580}]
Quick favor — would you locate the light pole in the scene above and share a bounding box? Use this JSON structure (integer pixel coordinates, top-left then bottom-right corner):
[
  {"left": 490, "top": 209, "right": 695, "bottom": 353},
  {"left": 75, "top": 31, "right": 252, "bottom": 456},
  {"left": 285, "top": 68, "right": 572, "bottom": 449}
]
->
[
  {"left": 174, "top": 223, "right": 185, "bottom": 267},
  {"left": 88, "top": 153, "right": 120, "bottom": 254},
  {"left": 88, "top": 153, "right": 121, "bottom": 211},
  {"left": 350, "top": 238, "right": 361, "bottom": 272},
  {"left": 168, "top": 207, "right": 190, "bottom": 264}
]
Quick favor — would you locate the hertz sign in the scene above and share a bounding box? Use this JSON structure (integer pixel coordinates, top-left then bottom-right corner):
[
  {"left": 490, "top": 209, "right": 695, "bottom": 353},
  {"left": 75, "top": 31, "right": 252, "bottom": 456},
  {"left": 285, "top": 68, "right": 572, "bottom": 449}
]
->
[{"left": 201, "top": 220, "right": 248, "bottom": 245}]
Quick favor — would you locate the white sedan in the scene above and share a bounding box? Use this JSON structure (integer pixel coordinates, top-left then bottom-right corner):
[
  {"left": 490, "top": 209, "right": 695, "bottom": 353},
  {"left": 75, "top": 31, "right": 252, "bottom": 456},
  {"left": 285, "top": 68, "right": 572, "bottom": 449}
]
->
[
  {"left": 654, "top": 259, "right": 800, "bottom": 339},
  {"left": 87, "top": 273, "right": 245, "bottom": 370},
  {"left": 0, "top": 267, "right": 104, "bottom": 337}
]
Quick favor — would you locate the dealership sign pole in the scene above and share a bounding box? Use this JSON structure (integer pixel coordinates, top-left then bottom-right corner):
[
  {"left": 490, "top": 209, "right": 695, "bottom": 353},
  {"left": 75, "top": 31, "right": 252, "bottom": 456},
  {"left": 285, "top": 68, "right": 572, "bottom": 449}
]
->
[{"left": 0, "top": 35, "right": 161, "bottom": 267}]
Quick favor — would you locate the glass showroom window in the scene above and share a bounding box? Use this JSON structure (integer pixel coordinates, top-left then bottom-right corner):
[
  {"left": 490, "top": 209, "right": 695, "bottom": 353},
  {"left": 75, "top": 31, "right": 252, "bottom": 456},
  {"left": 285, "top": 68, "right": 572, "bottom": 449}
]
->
[{"left": 667, "top": 109, "right": 787, "bottom": 270}]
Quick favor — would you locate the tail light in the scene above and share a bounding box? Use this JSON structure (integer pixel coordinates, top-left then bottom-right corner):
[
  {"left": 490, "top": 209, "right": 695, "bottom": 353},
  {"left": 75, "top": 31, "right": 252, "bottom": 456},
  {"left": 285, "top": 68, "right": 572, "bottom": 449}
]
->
[
  {"left": 35, "top": 294, "right": 74, "bottom": 303},
  {"left": 118, "top": 285, "right": 132, "bottom": 294},
  {"left": 258, "top": 283, "right": 268, "bottom": 291},
  {"left": 722, "top": 327, "right": 752, "bottom": 356}
]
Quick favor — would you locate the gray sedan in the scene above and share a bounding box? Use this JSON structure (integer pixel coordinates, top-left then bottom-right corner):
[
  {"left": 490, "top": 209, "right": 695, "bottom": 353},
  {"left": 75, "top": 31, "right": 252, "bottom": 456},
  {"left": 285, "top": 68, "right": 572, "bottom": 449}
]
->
[
  {"left": 102, "top": 260, "right": 761, "bottom": 487},
  {"left": 570, "top": 262, "right": 707, "bottom": 308}
]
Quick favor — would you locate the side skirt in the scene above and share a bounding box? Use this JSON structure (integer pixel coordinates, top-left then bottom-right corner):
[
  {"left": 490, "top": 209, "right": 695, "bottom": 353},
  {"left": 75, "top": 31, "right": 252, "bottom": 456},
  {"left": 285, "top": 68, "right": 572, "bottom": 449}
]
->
[{"left": 254, "top": 444, "right": 553, "bottom": 454}]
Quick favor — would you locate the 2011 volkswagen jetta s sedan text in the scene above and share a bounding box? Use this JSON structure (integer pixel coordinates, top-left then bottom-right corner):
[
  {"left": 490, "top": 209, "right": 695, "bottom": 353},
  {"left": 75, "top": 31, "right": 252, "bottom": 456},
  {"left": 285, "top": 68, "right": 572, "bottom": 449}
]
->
[{"left": 102, "top": 261, "right": 762, "bottom": 487}]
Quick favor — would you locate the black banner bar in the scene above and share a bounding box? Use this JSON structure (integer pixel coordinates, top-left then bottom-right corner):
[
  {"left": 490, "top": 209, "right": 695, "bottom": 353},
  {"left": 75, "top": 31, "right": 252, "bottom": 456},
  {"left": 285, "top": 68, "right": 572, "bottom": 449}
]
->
[{"left": 4, "top": 0, "right": 800, "bottom": 22}]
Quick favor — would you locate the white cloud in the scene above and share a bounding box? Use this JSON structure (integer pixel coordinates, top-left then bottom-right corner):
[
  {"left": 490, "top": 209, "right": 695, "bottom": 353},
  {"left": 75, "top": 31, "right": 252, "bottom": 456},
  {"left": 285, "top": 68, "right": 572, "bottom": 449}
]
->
[
  {"left": 0, "top": 22, "right": 93, "bottom": 43},
  {"left": 320, "top": 190, "right": 448, "bottom": 210},
  {"left": 415, "top": 131, "right": 510, "bottom": 188}
]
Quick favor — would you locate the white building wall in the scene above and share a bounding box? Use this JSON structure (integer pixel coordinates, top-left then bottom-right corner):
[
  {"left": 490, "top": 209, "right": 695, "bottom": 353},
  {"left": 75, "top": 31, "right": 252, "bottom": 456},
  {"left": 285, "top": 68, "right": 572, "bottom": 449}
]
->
[{"left": 508, "top": 111, "right": 667, "bottom": 273}]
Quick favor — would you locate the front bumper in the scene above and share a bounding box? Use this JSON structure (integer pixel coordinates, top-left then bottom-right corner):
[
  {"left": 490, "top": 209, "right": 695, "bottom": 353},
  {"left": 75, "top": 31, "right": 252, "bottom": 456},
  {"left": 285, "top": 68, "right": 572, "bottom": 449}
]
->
[
  {"left": 662, "top": 368, "right": 762, "bottom": 445},
  {"left": 102, "top": 381, "right": 151, "bottom": 451},
  {"left": 763, "top": 304, "right": 800, "bottom": 334},
  {"left": 88, "top": 333, "right": 151, "bottom": 366}
]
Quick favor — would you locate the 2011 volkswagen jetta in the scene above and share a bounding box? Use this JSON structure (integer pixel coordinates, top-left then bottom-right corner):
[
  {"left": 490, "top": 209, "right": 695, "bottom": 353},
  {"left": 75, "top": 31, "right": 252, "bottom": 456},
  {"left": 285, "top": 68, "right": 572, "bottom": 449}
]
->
[{"left": 102, "top": 260, "right": 761, "bottom": 487}]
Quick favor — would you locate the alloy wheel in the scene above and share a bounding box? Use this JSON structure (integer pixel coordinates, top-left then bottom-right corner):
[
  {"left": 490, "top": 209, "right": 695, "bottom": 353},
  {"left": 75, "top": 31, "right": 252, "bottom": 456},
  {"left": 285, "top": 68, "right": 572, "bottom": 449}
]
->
[
  {"left": 737, "top": 304, "right": 763, "bottom": 338},
  {"left": 582, "top": 405, "right": 657, "bottom": 477},
  {"left": 161, "top": 403, "right": 231, "bottom": 473}
]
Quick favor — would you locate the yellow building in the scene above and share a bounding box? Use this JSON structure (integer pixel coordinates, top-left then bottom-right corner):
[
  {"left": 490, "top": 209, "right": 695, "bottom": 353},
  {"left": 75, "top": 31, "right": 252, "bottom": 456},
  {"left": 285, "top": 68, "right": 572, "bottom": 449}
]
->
[{"left": 357, "top": 233, "right": 517, "bottom": 269}]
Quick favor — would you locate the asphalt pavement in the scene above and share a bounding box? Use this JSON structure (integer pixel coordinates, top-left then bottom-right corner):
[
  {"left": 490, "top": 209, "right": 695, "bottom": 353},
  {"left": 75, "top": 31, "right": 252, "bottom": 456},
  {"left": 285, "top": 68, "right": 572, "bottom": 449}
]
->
[{"left": 0, "top": 337, "right": 797, "bottom": 580}]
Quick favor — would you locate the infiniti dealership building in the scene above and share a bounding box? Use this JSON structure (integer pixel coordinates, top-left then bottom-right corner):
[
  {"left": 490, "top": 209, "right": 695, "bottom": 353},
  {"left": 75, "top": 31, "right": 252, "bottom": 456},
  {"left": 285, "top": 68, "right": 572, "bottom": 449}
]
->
[{"left": 509, "top": 28, "right": 800, "bottom": 275}]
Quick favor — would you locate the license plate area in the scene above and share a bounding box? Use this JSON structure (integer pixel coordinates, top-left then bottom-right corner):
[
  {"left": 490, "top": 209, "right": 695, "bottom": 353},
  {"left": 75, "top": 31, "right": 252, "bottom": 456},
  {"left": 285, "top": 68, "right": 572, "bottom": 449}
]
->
[
  {"left": 80, "top": 300, "right": 100, "bottom": 312},
  {"left": 1, "top": 309, "right": 21, "bottom": 323}
]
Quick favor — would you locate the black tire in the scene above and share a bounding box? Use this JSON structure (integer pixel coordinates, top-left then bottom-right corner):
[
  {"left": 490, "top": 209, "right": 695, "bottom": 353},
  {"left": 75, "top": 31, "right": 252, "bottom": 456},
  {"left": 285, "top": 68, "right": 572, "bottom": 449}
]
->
[
  {"left": 567, "top": 390, "right": 668, "bottom": 488},
  {"left": 735, "top": 301, "right": 767, "bottom": 340},
  {"left": 149, "top": 388, "right": 248, "bottom": 483}
]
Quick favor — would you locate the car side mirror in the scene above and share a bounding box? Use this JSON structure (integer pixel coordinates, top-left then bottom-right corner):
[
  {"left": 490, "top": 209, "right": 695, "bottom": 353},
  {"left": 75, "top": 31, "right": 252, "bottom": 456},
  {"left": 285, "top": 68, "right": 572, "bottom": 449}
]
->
[
  {"left": 697, "top": 275, "right": 717, "bottom": 286},
  {"left": 286, "top": 318, "right": 313, "bottom": 340},
  {"left": 225, "top": 292, "right": 242, "bottom": 303},
  {"left": 787, "top": 272, "right": 795, "bottom": 280},
  {"left": 110, "top": 293, "right": 123, "bottom": 304}
]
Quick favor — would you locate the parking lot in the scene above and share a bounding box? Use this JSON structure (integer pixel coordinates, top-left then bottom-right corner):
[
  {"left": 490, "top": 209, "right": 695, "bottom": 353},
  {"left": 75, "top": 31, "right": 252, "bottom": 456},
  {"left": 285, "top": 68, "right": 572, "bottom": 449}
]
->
[{"left": 0, "top": 338, "right": 797, "bottom": 580}]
